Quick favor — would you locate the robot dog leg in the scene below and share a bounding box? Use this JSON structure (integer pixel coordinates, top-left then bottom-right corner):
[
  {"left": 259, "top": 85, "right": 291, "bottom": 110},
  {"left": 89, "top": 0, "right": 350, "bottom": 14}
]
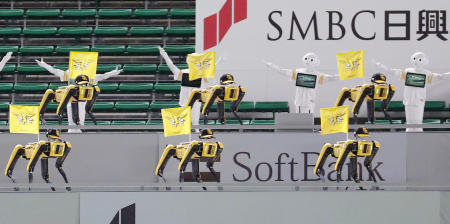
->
[
  {"left": 4, "top": 145, "right": 25, "bottom": 190},
  {"left": 40, "top": 158, "right": 56, "bottom": 191},
  {"left": 206, "top": 146, "right": 223, "bottom": 182},
  {"left": 202, "top": 86, "right": 223, "bottom": 125},
  {"left": 84, "top": 86, "right": 100, "bottom": 125},
  {"left": 313, "top": 143, "right": 333, "bottom": 180},
  {"left": 56, "top": 86, "right": 77, "bottom": 125},
  {"left": 230, "top": 87, "right": 246, "bottom": 125},
  {"left": 55, "top": 146, "right": 72, "bottom": 191},
  {"left": 155, "top": 145, "right": 176, "bottom": 182},
  {"left": 380, "top": 86, "right": 396, "bottom": 123},
  {"left": 39, "top": 89, "right": 56, "bottom": 124}
]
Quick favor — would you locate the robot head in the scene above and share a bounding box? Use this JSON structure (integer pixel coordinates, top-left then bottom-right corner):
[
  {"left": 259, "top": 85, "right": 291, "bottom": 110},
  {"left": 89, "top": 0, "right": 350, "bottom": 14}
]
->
[
  {"left": 371, "top": 73, "right": 387, "bottom": 84},
  {"left": 302, "top": 52, "right": 320, "bottom": 68},
  {"left": 46, "top": 129, "right": 60, "bottom": 140},
  {"left": 199, "top": 129, "right": 215, "bottom": 139},
  {"left": 354, "top": 127, "right": 369, "bottom": 138},
  {"left": 410, "top": 52, "right": 429, "bottom": 68},
  {"left": 220, "top": 74, "right": 235, "bottom": 85},
  {"left": 75, "top": 74, "right": 90, "bottom": 86}
]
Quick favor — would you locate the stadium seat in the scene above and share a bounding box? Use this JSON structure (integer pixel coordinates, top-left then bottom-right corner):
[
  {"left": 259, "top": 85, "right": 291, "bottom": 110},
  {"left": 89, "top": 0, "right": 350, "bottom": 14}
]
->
[
  {"left": 45, "top": 121, "right": 69, "bottom": 125},
  {"left": 97, "top": 64, "right": 121, "bottom": 73},
  {"left": 0, "top": 101, "right": 9, "bottom": 112},
  {"left": 46, "top": 102, "right": 58, "bottom": 112},
  {"left": 23, "top": 27, "right": 58, "bottom": 36},
  {"left": 92, "top": 102, "right": 115, "bottom": 112},
  {"left": 164, "top": 45, "right": 195, "bottom": 54},
  {"left": 55, "top": 45, "right": 90, "bottom": 54},
  {"left": 61, "top": 9, "right": 96, "bottom": 18},
  {"left": 126, "top": 45, "right": 159, "bottom": 55},
  {"left": 134, "top": 9, "right": 168, "bottom": 18},
  {"left": 165, "top": 27, "right": 195, "bottom": 37},
  {"left": 97, "top": 83, "right": 119, "bottom": 93},
  {"left": 250, "top": 120, "right": 275, "bottom": 125},
  {"left": 170, "top": 9, "right": 195, "bottom": 19},
  {"left": 0, "top": 65, "right": 16, "bottom": 73},
  {"left": 423, "top": 119, "right": 441, "bottom": 124},
  {"left": 365, "top": 120, "right": 402, "bottom": 124},
  {"left": 12, "top": 101, "right": 41, "bottom": 106},
  {"left": 0, "top": 83, "right": 13, "bottom": 92},
  {"left": 226, "top": 120, "right": 250, "bottom": 125},
  {"left": 122, "top": 64, "right": 157, "bottom": 74},
  {"left": 201, "top": 120, "right": 217, "bottom": 125},
  {"left": 98, "top": 9, "right": 132, "bottom": 18},
  {"left": 0, "top": 9, "right": 24, "bottom": 18},
  {"left": 26, "top": 9, "right": 60, "bottom": 18},
  {"left": 91, "top": 45, "right": 126, "bottom": 54},
  {"left": 0, "top": 46, "right": 19, "bottom": 53},
  {"left": 153, "top": 83, "right": 181, "bottom": 93},
  {"left": 129, "top": 27, "right": 164, "bottom": 36},
  {"left": 254, "top": 102, "right": 289, "bottom": 112},
  {"left": 0, "top": 27, "right": 21, "bottom": 36},
  {"left": 20, "top": 46, "right": 54, "bottom": 55},
  {"left": 48, "top": 83, "right": 66, "bottom": 90},
  {"left": 0, "top": 121, "right": 7, "bottom": 125},
  {"left": 58, "top": 27, "right": 93, "bottom": 36},
  {"left": 425, "top": 101, "right": 445, "bottom": 111},
  {"left": 445, "top": 119, "right": 450, "bottom": 124},
  {"left": 17, "top": 64, "right": 47, "bottom": 73},
  {"left": 85, "top": 121, "right": 111, "bottom": 125},
  {"left": 118, "top": 83, "right": 153, "bottom": 93},
  {"left": 150, "top": 101, "right": 180, "bottom": 112},
  {"left": 111, "top": 121, "right": 147, "bottom": 125},
  {"left": 115, "top": 101, "right": 150, "bottom": 112},
  {"left": 375, "top": 101, "right": 405, "bottom": 111},
  {"left": 14, "top": 83, "right": 49, "bottom": 93},
  {"left": 157, "top": 64, "right": 188, "bottom": 74},
  {"left": 94, "top": 27, "right": 128, "bottom": 36},
  {"left": 147, "top": 120, "right": 163, "bottom": 125}
]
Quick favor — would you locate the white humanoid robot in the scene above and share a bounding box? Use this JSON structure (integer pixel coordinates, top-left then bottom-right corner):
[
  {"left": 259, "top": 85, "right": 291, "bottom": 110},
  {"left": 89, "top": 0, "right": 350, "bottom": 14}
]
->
[
  {"left": 265, "top": 53, "right": 338, "bottom": 114},
  {"left": 0, "top": 52, "right": 13, "bottom": 72},
  {"left": 374, "top": 52, "right": 450, "bottom": 132},
  {"left": 35, "top": 58, "right": 122, "bottom": 132}
]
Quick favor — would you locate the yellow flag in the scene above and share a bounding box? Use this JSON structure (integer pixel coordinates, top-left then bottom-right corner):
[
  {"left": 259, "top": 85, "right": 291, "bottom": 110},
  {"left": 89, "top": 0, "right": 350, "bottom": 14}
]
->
[
  {"left": 162, "top": 106, "right": 191, "bottom": 137},
  {"left": 9, "top": 105, "right": 39, "bottom": 134},
  {"left": 187, "top": 51, "right": 216, "bottom": 80},
  {"left": 69, "top": 51, "right": 98, "bottom": 84},
  {"left": 336, "top": 50, "right": 364, "bottom": 80},
  {"left": 320, "top": 105, "right": 349, "bottom": 135}
]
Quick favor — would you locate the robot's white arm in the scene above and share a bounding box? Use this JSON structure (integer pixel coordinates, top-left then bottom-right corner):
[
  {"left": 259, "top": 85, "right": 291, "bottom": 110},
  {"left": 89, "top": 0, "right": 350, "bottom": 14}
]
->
[
  {"left": 93, "top": 66, "right": 123, "bottom": 85},
  {"left": 158, "top": 46, "right": 183, "bottom": 81},
  {"left": 0, "top": 52, "right": 13, "bottom": 72},
  {"left": 372, "top": 60, "right": 403, "bottom": 79},
  {"left": 430, "top": 72, "right": 450, "bottom": 82},
  {"left": 35, "top": 58, "right": 66, "bottom": 81},
  {"left": 263, "top": 60, "right": 293, "bottom": 79},
  {"left": 318, "top": 73, "right": 339, "bottom": 84}
]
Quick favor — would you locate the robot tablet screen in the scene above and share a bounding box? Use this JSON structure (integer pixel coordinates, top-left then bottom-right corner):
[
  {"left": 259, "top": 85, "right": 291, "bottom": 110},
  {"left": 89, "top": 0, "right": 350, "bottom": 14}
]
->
[
  {"left": 296, "top": 73, "right": 317, "bottom": 88},
  {"left": 405, "top": 73, "right": 426, "bottom": 88},
  {"left": 181, "top": 73, "right": 202, "bottom": 87}
]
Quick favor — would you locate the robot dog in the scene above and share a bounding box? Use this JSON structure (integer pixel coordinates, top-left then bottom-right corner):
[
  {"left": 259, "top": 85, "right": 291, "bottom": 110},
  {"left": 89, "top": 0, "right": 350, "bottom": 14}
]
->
[
  {"left": 313, "top": 128, "right": 380, "bottom": 185},
  {"left": 186, "top": 74, "right": 246, "bottom": 125},
  {"left": 5, "top": 129, "right": 72, "bottom": 191},
  {"left": 335, "top": 74, "right": 395, "bottom": 123},
  {"left": 155, "top": 129, "right": 223, "bottom": 183},
  {"left": 39, "top": 74, "right": 100, "bottom": 125}
]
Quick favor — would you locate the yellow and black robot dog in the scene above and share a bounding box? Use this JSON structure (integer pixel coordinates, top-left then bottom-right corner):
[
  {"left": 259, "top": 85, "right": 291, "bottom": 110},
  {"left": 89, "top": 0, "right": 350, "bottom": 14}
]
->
[
  {"left": 39, "top": 74, "right": 100, "bottom": 125},
  {"left": 155, "top": 129, "right": 223, "bottom": 183},
  {"left": 186, "top": 74, "right": 246, "bottom": 125},
  {"left": 335, "top": 73, "right": 395, "bottom": 123},
  {"left": 5, "top": 129, "right": 72, "bottom": 191},
  {"left": 314, "top": 128, "right": 380, "bottom": 186}
]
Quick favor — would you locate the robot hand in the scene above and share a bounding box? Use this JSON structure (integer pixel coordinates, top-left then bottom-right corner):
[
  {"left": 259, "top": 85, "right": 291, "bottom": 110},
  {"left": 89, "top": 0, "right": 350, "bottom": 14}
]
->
[
  {"left": 371, "top": 59, "right": 389, "bottom": 71},
  {"left": 262, "top": 59, "right": 273, "bottom": 68},
  {"left": 158, "top": 46, "right": 170, "bottom": 59},
  {"left": 3, "top": 52, "right": 13, "bottom": 61},
  {"left": 111, "top": 66, "right": 123, "bottom": 76}
]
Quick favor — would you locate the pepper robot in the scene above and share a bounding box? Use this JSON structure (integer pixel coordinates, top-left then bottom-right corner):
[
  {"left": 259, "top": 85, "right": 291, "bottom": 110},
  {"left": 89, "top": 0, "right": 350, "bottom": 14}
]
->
[
  {"left": 374, "top": 52, "right": 450, "bottom": 131},
  {"left": 39, "top": 74, "right": 100, "bottom": 125},
  {"left": 265, "top": 53, "right": 339, "bottom": 114},
  {"left": 314, "top": 128, "right": 380, "bottom": 185},
  {"left": 155, "top": 129, "right": 223, "bottom": 183},
  {"left": 5, "top": 129, "right": 72, "bottom": 191},
  {"left": 186, "top": 74, "right": 246, "bottom": 125},
  {"left": 335, "top": 73, "right": 395, "bottom": 124}
]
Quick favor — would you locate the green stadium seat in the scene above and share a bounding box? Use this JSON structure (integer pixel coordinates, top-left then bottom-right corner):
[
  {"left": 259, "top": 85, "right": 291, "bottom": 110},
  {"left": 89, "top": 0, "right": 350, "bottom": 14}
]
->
[
  {"left": 365, "top": 120, "right": 402, "bottom": 124},
  {"left": 58, "top": 27, "right": 93, "bottom": 36},
  {"left": 92, "top": 102, "right": 115, "bottom": 112},
  {"left": 12, "top": 101, "right": 41, "bottom": 106},
  {"left": 85, "top": 121, "right": 111, "bottom": 125},
  {"left": 233, "top": 101, "right": 254, "bottom": 112},
  {"left": 375, "top": 100, "right": 405, "bottom": 111},
  {"left": 129, "top": 27, "right": 164, "bottom": 36},
  {"left": 98, "top": 9, "right": 132, "bottom": 18},
  {"left": 23, "top": 27, "right": 58, "bottom": 36},
  {"left": 48, "top": 83, "right": 66, "bottom": 90},
  {"left": 164, "top": 45, "right": 195, "bottom": 54},
  {"left": 0, "top": 120, "right": 7, "bottom": 125},
  {"left": 122, "top": 64, "right": 157, "bottom": 73},
  {"left": 157, "top": 64, "right": 188, "bottom": 74},
  {"left": 423, "top": 119, "right": 441, "bottom": 124},
  {"left": 250, "top": 120, "right": 275, "bottom": 125},
  {"left": 53, "top": 64, "right": 68, "bottom": 71},
  {"left": 150, "top": 101, "right": 180, "bottom": 112},
  {"left": 170, "top": 9, "right": 195, "bottom": 19},
  {"left": 61, "top": 9, "right": 96, "bottom": 18},
  {"left": 97, "top": 64, "right": 121, "bottom": 72},
  {"left": 119, "top": 83, "right": 153, "bottom": 93},
  {"left": 201, "top": 120, "right": 217, "bottom": 125},
  {"left": 153, "top": 83, "right": 181, "bottom": 93},
  {"left": 0, "top": 102, "right": 9, "bottom": 112},
  {"left": 134, "top": 9, "right": 168, "bottom": 18},
  {"left": 226, "top": 120, "right": 250, "bottom": 125},
  {"left": 254, "top": 102, "right": 289, "bottom": 112},
  {"left": 94, "top": 27, "right": 128, "bottom": 36},
  {"left": 44, "top": 121, "right": 69, "bottom": 125},
  {"left": 14, "top": 83, "right": 49, "bottom": 93},
  {"left": 46, "top": 102, "right": 58, "bottom": 111},
  {"left": 91, "top": 45, "right": 125, "bottom": 54},
  {"left": 147, "top": 120, "right": 163, "bottom": 125},
  {"left": 0, "top": 65, "right": 16, "bottom": 73},
  {"left": 17, "top": 64, "right": 47, "bottom": 73},
  {"left": 111, "top": 120, "right": 147, "bottom": 125},
  {"left": 0, "top": 9, "right": 24, "bottom": 18},
  {"left": 97, "top": 83, "right": 118, "bottom": 93},
  {"left": 0, "top": 83, "right": 13, "bottom": 92},
  {"left": 165, "top": 27, "right": 195, "bottom": 37},
  {"left": 55, "top": 45, "right": 90, "bottom": 54},
  {"left": 115, "top": 101, "right": 150, "bottom": 112},
  {"left": 445, "top": 119, "right": 450, "bottom": 124},
  {"left": 126, "top": 45, "right": 159, "bottom": 55},
  {"left": 26, "top": 9, "right": 60, "bottom": 18},
  {"left": 0, "top": 46, "right": 19, "bottom": 53},
  {"left": 0, "top": 27, "right": 21, "bottom": 36},
  {"left": 425, "top": 101, "right": 445, "bottom": 111},
  {"left": 20, "top": 46, "right": 54, "bottom": 54}
]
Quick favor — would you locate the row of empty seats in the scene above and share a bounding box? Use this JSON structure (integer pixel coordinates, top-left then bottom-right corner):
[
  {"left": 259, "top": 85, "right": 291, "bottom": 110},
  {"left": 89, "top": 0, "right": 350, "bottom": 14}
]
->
[{"left": 375, "top": 101, "right": 449, "bottom": 112}]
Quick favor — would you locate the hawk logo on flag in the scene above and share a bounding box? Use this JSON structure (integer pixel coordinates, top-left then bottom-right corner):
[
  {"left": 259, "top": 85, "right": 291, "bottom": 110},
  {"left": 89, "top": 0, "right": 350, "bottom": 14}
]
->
[
  {"left": 169, "top": 114, "right": 187, "bottom": 127},
  {"left": 320, "top": 105, "right": 349, "bottom": 135},
  {"left": 162, "top": 106, "right": 191, "bottom": 137},
  {"left": 72, "top": 58, "right": 95, "bottom": 71},
  {"left": 187, "top": 51, "right": 216, "bottom": 81},
  {"left": 336, "top": 50, "right": 365, "bottom": 80},
  {"left": 14, "top": 112, "right": 36, "bottom": 125},
  {"left": 328, "top": 112, "right": 346, "bottom": 126},
  {"left": 9, "top": 105, "right": 39, "bottom": 134}
]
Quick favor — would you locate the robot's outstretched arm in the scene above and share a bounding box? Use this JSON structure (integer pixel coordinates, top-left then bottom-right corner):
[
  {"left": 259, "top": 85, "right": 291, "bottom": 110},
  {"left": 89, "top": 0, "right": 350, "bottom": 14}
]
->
[
  {"left": 264, "top": 60, "right": 293, "bottom": 80},
  {"left": 155, "top": 145, "right": 176, "bottom": 181},
  {"left": 35, "top": 58, "right": 67, "bottom": 81},
  {"left": 178, "top": 143, "right": 200, "bottom": 172},
  {"left": 335, "top": 88, "right": 351, "bottom": 107},
  {"left": 381, "top": 85, "right": 396, "bottom": 123},
  {"left": 158, "top": 46, "right": 183, "bottom": 80},
  {"left": 85, "top": 86, "right": 100, "bottom": 125},
  {"left": 26, "top": 142, "right": 47, "bottom": 185},
  {"left": 313, "top": 143, "right": 333, "bottom": 177},
  {"left": 93, "top": 67, "right": 123, "bottom": 85},
  {"left": 352, "top": 85, "right": 371, "bottom": 117},
  {"left": 230, "top": 87, "right": 246, "bottom": 125},
  {"left": 206, "top": 143, "right": 224, "bottom": 182},
  {"left": 334, "top": 143, "right": 355, "bottom": 182},
  {"left": 318, "top": 73, "right": 339, "bottom": 84},
  {"left": 4, "top": 144, "right": 25, "bottom": 183},
  {"left": 39, "top": 89, "right": 55, "bottom": 124},
  {"left": 56, "top": 86, "right": 77, "bottom": 124},
  {"left": 372, "top": 60, "right": 403, "bottom": 79},
  {"left": 364, "top": 141, "right": 380, "bottom": 183},
  {"left": 0, "top": 52, "right": 12, "bottom": 72},
  {"left": 186, "top": 89, "right": 202, "bottom": 108}
]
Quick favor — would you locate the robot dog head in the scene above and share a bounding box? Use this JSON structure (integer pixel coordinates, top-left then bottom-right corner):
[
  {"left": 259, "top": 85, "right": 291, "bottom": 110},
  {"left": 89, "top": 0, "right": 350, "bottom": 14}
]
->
[
  {"left": 46, "top": 129, "right": 60, "bottom": 139},
  {"left": 220, "top": 74, "right": 235, "bottom": 85},
  {"left": 371, "top": 73, "right": 387, "bottom": 84},
  {"left": 75, "top": 74, "right": 89, "bottom": 85},
  {"left": 410, "top": 52, "right": 429, "bottom": 69},
  {"left": 199, "top": 129, "right": 215, "bottom": 139},
  {"left": 302, "top": 52, "right": 320, "bottom": 68},
  {"left": 354, "top": 127, "right": 369, "bottom": 138}
]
